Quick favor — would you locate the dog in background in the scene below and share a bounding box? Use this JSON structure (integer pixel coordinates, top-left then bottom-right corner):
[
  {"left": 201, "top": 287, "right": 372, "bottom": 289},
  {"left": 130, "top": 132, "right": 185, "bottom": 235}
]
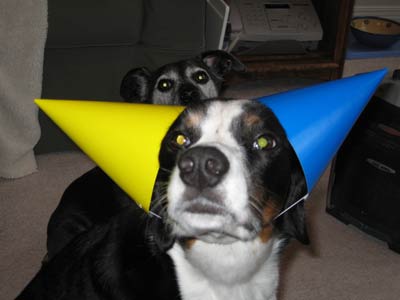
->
[
  {"left": 120, "top": 50, "right": 244, "bottom": 105},
  {"left": 17, "top": 99, "right": 309, "bottom": 300},
  {"left": 46, "top": 50, "right": 245, "bottom": 261}
]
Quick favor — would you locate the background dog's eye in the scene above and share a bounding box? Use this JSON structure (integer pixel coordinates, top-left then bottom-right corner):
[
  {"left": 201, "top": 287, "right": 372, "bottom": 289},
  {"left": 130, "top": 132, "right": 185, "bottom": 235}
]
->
[
  {"left": 158, "top": 79, "right": 174, "bottom": 92},
  {"left": 173, "top": 133, "right": 191, "bottom": 148},
  {"left": 253, "top": 135, "right": 276, "bottom": 150},
  {"left": 192, "top": 71, "right": 209, "bottom": 84}
]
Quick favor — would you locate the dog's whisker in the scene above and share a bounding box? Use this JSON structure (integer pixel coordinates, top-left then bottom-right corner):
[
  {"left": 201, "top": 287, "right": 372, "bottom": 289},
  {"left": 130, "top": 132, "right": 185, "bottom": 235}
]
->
[
  {"left": 248, "top": 197, "right": 264, "bottom": 219},
  {"left": 157, "top": 205, "right": 169, "bottom": 218},
  {"left": 150, "top": 199, "right": 167, "bottom": 213},
  {"left": 155, "top": 181, "right": 170, "bottom": 194},
  {"left": 150, "top": 192, "right": 170, "bottom": 215},
  {"left": 248, "top": 192, "right": 265, "bottom": 208},
  {"left": 159, "top": 167, "right": 172, "bottom": 174},
  {"left": 248, "top": 197, "right": 262, "bottom": 212}
]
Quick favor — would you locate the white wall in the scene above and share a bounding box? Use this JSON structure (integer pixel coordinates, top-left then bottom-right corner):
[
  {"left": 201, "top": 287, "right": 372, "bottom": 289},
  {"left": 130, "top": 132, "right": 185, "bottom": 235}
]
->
[{"left": 354, "top": 0, "right": 400, "bottom": 22}]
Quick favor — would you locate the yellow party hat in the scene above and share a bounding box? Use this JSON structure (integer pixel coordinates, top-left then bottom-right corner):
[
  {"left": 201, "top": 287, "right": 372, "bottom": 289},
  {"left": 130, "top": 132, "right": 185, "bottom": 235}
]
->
[{"left": 35, "top": 99, "right": 184, "bottom": 212}]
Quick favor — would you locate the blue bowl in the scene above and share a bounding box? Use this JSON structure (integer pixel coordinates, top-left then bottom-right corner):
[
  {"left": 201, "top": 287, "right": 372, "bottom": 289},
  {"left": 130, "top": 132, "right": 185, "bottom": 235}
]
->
[{"left": 351, "top": 17, "right": 400, "bottom": 48}]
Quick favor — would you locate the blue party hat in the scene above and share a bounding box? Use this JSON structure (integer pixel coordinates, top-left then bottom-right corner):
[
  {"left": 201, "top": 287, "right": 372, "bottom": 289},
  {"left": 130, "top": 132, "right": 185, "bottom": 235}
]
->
[{"left": 258, "top": 69, "right": 387, "bottom": 198}]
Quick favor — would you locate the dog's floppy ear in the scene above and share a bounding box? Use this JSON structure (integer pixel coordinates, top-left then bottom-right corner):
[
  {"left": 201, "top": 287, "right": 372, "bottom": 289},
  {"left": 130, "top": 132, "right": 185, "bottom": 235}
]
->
[
  {"left": 279, "top": 158, "right": 310, "bottom": 245},
  {"left": 120, "top": 67, "right": 151, "bottom": 103},
  {"left": 201, "top": 50, "right": 246, "bottom": 77}
]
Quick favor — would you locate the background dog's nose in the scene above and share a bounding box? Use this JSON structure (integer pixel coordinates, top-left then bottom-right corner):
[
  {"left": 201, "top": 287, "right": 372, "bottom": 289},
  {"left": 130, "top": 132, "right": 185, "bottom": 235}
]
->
[
  {"left": 178, "top": 146, "right": 229, "bottom": 189},
  {"left": 180, "top": 85, "right": 200, "bottom": 104}
]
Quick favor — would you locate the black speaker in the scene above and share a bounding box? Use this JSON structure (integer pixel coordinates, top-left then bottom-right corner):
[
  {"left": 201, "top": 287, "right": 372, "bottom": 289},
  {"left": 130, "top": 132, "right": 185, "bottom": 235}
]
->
[{"left": 327, "top": 96, "right": 400, "bottom": 253}]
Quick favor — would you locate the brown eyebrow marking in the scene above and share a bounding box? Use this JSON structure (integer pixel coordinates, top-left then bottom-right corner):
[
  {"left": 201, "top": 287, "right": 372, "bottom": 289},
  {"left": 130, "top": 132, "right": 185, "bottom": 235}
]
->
[
  {"left": 244, "top": 113, "right": 262, "bottom": 127},
  {"left": 184, "top": 111, "right": 204, "bottom": 129}
]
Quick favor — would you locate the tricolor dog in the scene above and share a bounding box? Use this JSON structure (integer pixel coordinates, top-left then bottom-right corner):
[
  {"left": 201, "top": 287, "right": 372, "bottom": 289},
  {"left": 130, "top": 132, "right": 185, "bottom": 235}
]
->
[
  {"left": 17, "top": 99, "right": 309, "bottom": 300},
  {"left": 45, "top": 50, "right": 245, "bottom": 261}
]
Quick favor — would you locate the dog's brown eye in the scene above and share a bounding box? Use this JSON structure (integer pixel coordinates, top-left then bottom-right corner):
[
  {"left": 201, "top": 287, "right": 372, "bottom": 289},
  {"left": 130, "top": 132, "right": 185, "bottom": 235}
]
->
[
  {"left": 253, "top": 135, "right": 276, "bottom": 150},
  {"left": 158, "top": 79, "right": 173, "bottom": 92},
  {"left": 173, "top": 133, "right": 191, "bottom": 148},
  {"left": 193, "top": 71, "right": 209, "bottom": 84}
]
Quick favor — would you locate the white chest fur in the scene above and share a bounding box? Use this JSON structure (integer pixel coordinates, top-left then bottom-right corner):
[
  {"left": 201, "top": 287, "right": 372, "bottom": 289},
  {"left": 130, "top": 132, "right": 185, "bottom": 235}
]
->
[{"left": 168, "top": 237, "right": 283, "bottom": 300}]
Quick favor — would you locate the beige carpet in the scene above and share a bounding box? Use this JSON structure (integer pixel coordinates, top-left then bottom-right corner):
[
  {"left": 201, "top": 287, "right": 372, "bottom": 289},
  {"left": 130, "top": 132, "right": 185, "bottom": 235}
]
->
[{"left": 1, "top": 152, "right": 399, "bottom": 300}]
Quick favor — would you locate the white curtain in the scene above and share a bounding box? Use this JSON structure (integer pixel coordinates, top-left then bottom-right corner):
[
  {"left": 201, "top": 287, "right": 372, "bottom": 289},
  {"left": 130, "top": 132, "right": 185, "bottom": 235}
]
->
[{"left": 0, "top": 0, "right": 47, "bottom": 178}]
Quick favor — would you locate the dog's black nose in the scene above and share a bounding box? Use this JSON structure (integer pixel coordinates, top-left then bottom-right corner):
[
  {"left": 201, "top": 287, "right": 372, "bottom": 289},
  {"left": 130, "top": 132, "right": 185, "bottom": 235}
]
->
[
  {"left": 178, "top": 146, "right": 229, "bottom": 189},
  {"left": 180, "top": 85, "right": 200, "bottom": 104}
]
